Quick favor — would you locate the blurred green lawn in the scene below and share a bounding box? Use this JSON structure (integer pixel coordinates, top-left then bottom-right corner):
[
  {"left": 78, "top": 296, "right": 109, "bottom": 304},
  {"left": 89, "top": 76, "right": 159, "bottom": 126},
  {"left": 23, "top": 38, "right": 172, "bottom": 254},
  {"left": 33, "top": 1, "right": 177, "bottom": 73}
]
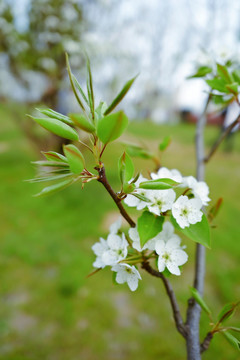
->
[{"left": 0, "top": 103, "right": 239, "bottom": 360}]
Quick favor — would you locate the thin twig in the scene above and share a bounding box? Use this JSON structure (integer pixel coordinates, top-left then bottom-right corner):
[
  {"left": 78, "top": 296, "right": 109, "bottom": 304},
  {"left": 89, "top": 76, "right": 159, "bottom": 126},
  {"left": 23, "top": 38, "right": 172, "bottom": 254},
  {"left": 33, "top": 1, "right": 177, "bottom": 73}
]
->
[
  {"left": 204, "top": 114, "right": 240, "bottom": 163},
  {"left": 200, "top": 332, "right": 213, "bottom": 353},
  {"left": 96, "top": 164, "right": 136, "bottom": 227},
  {"left": 99, "top": 143, "right": 107, "bottom": 159},
  {"left": 142, "top": 261, "right": 187, "bottom": 338}
]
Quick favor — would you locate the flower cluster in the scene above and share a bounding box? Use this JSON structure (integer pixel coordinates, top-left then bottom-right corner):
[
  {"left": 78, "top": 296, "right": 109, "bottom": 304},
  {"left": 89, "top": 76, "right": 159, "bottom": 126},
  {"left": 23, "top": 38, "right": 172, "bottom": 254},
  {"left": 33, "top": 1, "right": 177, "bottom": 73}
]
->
[
  {"left": 124, "top": 167, "right": 210, "bottom": 229},
  {"left": 92, "top": 167, "right": 210, "bottom": 291},
  {"left": 92, "top": 219, "right": 188, "bottom": 291}
]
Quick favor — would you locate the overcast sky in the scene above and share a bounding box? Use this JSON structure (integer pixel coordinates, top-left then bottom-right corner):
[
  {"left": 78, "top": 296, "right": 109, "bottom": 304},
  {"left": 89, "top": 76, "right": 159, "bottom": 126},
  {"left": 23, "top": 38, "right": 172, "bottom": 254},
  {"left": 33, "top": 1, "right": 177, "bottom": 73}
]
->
[{"left": 4, "top": 0, "right": 240, "bottom": 114}]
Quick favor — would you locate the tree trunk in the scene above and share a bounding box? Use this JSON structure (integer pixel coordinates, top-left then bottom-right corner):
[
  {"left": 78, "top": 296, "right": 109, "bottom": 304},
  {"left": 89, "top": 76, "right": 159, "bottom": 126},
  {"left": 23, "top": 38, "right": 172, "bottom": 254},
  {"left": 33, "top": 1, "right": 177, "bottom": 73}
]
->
[
  {"left": 185, "top": 96, "right": 210, "bottom": 359},
  {"left": 186, "top": 304, "right": 201, "bottom": 360}
]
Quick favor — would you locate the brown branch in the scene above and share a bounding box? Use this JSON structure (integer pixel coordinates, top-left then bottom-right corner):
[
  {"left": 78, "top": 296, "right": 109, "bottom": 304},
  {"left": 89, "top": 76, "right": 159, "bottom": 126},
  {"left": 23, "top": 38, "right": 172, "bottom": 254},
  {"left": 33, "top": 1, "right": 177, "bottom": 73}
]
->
[
  {"left": 204, "top": 114, "right": 240, "bottom": 163},
  {"left": 200, "top": 331, "right": 213, "bottom": 353},
  {"left": 142, "top": 261, "right": 187, "bottom": 338},
  {"left": 96, "top": 164, "right": 136, "bottom": 227}
]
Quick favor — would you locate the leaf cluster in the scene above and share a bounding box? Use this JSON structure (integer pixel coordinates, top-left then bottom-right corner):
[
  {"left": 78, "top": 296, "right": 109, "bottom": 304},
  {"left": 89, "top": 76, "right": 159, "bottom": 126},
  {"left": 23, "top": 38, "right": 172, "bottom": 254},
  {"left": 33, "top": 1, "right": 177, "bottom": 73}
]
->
[
  {"left": 189, "top": 62, "right": 240, "bottom": 107},
  {"left": 190, "top": 288, "right": 240, "bottom": 351},
  {"left": 29, "top": 53, "right": 137, "bottom": 196}
]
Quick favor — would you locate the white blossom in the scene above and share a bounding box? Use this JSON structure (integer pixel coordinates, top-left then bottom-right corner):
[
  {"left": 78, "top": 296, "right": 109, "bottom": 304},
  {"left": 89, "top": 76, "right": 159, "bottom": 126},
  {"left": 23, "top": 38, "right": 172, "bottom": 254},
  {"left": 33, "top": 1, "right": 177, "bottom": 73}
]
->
[
  {"left": 157, "top": 221, "right": 182, "bottom": 243},
  {"left": 112, "top": 264, "right": 142, "bottom": 291},
  {"left": 172, "top": 195, "right": 203, "bottom": 229},
  {"left": 109, "top": 217, "right": 122, "bottom": 234},
  {"left": 102, "top": 233, "right": 128, "bottom": 266},
  {"left": 92, "top": 237, "right": 109, "bottom": 268},
  {"left": 147, "top": 189, "right": 176, "bottom": 216},
  {"left": 124, "top": 174, "right": 151, "bottom": 210},
  {"left": 151, "top": 167, "right": 182, "bottom": 183},
  {"left": 155, "top": 238, "right": 188, "bottom": 276},
  {"left": 92, "top": 219, "right": 127, "bottom": 268},
  {"left": 181, "top": 176, "right": 211, "bottom": 206}
]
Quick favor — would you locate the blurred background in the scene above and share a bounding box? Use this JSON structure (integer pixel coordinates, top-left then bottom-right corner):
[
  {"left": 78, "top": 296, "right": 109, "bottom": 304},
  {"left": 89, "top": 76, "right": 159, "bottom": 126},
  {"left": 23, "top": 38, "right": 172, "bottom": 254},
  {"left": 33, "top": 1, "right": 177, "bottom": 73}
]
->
[{"left": 0, "top": 0, "right": 240, "bottom": 359}]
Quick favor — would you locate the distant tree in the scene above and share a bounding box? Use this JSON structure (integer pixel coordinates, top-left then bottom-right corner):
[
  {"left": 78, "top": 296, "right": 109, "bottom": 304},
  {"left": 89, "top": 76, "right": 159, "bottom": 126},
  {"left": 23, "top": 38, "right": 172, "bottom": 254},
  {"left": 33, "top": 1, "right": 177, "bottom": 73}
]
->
[
  {"left": 23, "top": 0, "right": 83, "bottom": 108},
  {"left": 1, "top": 0, "right": 83, "bottom": 108},
  {"left": 0, "top": 0, "right": 84, "bottom": 151}
]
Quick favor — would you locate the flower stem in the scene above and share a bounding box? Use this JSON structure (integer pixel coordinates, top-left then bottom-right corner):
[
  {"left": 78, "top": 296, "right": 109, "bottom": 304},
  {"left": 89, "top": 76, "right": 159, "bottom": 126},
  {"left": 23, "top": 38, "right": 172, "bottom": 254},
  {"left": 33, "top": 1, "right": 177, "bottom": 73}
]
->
[{"left": 96, "top": 164, "right": 136, "bottom": 228}]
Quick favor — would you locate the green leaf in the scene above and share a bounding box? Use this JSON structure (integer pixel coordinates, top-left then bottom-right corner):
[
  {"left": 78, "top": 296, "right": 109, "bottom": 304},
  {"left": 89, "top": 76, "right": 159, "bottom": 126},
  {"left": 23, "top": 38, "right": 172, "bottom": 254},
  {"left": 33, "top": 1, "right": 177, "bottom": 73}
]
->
[
  {"left": 29, "top": 116, "right": 79, "bottom": 141},
  {"left": 217, "top": 302, "right": 240, "bottom": 324},
  {"left": 139, "top": 178, "right": 179, "bottom": 190},
  {"left": 125, "top": 144, "right": 153, "bottom": 159},
  {"left": 42, "top": 151, "right": 67, "bottom": 163},
  {"left": 69, "top": 113, "right": 95, "bottom": 133},
  {"left": 132, "top": 193, "right": 151, "bottom": 203},
  {"left": 226, "top": 327, "right": 240, "bottom": 333},
  {"left": 86, "top": 56, "right": 95, "bottom": 117},
  {"left": 190, "top": 287, "right": 212, "bottom": 316},
  {"left": 118, "top": 152, "right": 134, "bottom": 185},
  {"left": 171, "top": 214, "right": 211, "bottom": 248},
  {"left": 63, "top": 144, "right": 85, "bottom": 174},
  {"left": 130, "top": 172, "right": 140, "bottom": 184},
  {"left": 123, "top": 183, "right": 136, "bottom": 194},
  {"left": 232, "top": 70, "right": 240, "bottom": 85},
  {"left": 32, "top": 160, "right": 69, "bottom": 168},
  {"left": 104, "top": 75, "right": 138, "bottom": 115},
  {"left": 72, "top": 74, "right": 89, "bottom": 105},
  {"left": 211, "top": 93, "right": 234, "bottom": 106},
  {"left": 159, "top": 136, "right": 171, "bottom": 152},
  {"left": 188, "top": 66, "right": 212, "bottom": 78},
  {"left": 137, "top": 211, "right": 164, "bottom": 247},
  {"left": 34, "top": 178, "right": 74, "bottom": 197},
  {"left": 211, "top": 94, "right": 228, "bottom": 105},
  {"left": 208, "top": 197, "right": 223, "bottom": 222},
  {"left": 217, "top": 63, "right": 233, "bottom": 83},
  {"left": 223, "top": 332, "right": 240, "bottom": 351},
  {"left": 97, "top": 111, "right": 128, "bottom": 144},
  {"left": 66, "top": 53, "right": 85, "bottom": 111},
  {"left": 36, "top": 108, "right": 73, "bottom": 126},
  {"left": 225, "top": 83, "right": 239, "bottom": 96},
  {"left": 206, "top": 78, "right": 228, "bottom": 93},
  {"left": 28, "top": 173, "right": 73, "bottom": 183}
]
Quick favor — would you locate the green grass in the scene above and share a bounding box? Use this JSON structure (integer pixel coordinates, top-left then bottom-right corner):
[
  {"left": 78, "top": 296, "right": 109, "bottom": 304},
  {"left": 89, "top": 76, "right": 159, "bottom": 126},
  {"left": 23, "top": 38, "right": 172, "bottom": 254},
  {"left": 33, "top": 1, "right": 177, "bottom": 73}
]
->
[{"left": 0, "top": 102, "right": 239, "bottom": 359}]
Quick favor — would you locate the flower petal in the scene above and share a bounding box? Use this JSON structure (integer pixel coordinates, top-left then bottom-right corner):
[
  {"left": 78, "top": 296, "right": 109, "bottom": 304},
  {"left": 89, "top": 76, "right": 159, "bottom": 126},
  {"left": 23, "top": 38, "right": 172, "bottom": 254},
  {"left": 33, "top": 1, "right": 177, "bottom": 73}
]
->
[
  {"left": 127, "top": 274, "right": 139, "bottom": 291},
  {"left": 165, "top": 237, "right": 181, "bottom": 251},
  {"left": 155, "top": 240, "right": 166, "bottom": 254},
  {"left": 107, "top": 234, "right": 122, "bottom": 249},
  {"left": 157, "top": 257, "right": 166, "bottom": 272},
  {"left": 171, "top": 249, "right": 188, "bottom": 266},
  {"left": 109, "top": 217, "right": 122, "bottom": 234},
  {"left": 166, "top": 262, "right": 181, "bottom": 276}
]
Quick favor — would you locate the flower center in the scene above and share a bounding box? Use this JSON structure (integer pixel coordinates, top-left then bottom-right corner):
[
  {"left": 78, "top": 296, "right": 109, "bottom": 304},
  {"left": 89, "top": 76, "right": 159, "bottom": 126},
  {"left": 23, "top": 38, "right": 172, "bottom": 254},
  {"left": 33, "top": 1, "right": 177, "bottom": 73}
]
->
[
  {"left": 181, "top": 207, "right": 189, "bottom": 217},
  {"left": 126, "top": 268, "right": 132, "bottom": 273},
  {"left": 162, "top": 252, "right": 170, "bottom": 261}
]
